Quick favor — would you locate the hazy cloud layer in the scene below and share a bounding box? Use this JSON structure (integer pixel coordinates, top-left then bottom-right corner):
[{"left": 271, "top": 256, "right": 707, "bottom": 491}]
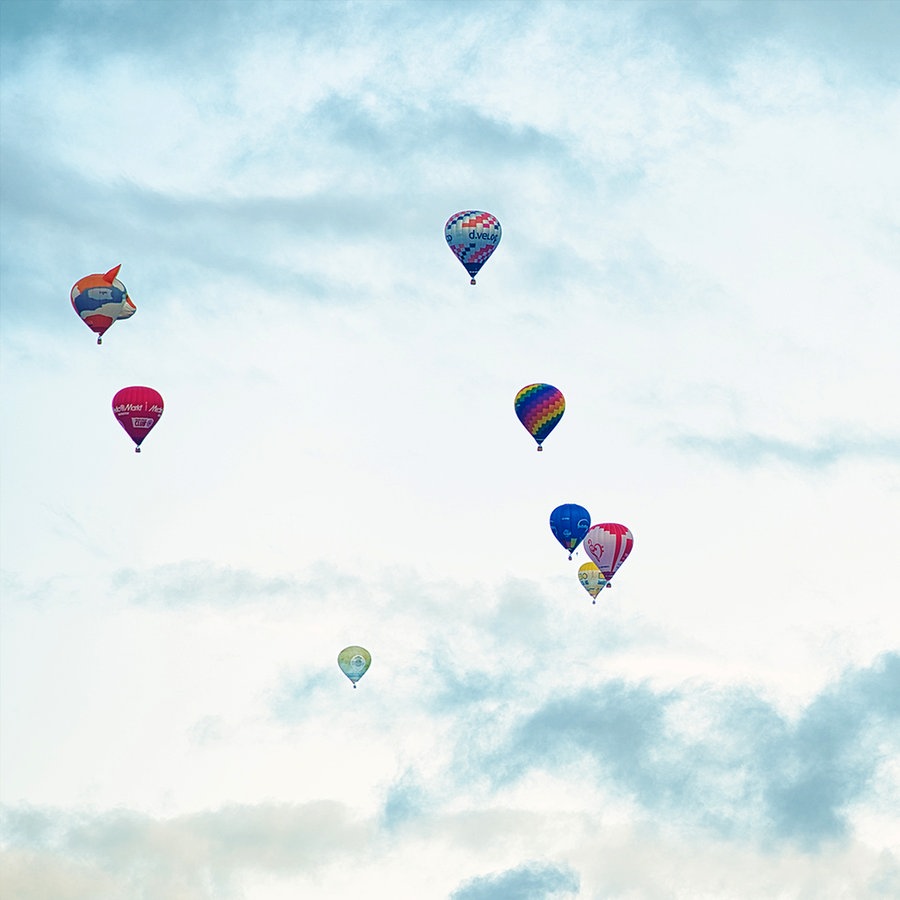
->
[
  {"left": 4, "top": 644, "right": 900, "bottom": 899},
  {"left": 1, "top": 802, "right": 370, "bottom": 899},
  {"left": 3, "top": 2, "right": 898, "bottom": 897}
]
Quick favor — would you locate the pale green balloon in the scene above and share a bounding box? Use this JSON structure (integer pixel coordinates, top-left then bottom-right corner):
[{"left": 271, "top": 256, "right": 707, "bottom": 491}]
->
[{"left": 338, "top": 646, "right": 371, "bottom": 688}]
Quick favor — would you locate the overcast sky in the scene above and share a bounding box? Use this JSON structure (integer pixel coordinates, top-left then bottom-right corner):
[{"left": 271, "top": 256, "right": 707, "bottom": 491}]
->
[{"left": 1, "top": 1, "right": 899, "bottom": 898}]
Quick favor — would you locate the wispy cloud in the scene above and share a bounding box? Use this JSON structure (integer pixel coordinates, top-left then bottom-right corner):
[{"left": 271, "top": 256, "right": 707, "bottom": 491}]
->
[
  {"left": 675, "top": 432, "right": 900, "bottom": 468},
  {"left": 451, "top": 860, "right": 580, "bottom": 900},
  {"left": 111, "top": 560, "right": 302, "bottom": 607}
]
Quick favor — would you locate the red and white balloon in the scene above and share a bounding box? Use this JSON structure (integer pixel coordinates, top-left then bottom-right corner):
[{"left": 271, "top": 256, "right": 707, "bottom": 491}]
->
[{"left": 583, "top": 523, "right": 633, "bottom": 586}]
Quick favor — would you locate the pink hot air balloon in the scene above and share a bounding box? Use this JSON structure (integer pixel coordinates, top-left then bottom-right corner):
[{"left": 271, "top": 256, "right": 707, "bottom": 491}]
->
[
  {"left": 112, "top": 386, "right": 163, "bottom": 452},
  {"left": 583, "top": 523, "right": 633, "bottom": 587}
]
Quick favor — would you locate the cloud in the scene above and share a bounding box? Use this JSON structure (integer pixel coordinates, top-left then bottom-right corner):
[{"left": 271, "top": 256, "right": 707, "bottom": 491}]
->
[
  {"left": 451, "top": 860, "right": 579, "bottom": 900},
  {"left": 1, "top": 657, "right": 897, "bottom": 895},
  {"left": 674, "top": 432, "right": 900, "bottom": 468},
  {"left": 631, "top": 0, "right": 900, "bottom": 84},
  {"left": 381, "top": 769, "right": 428, "bottom": 831},
  {"left": 760, "top": 652, "right": 900, "bottom": 846},
  {"left": 0, "top": 801, "right": 370, "bottom": 899},
  {"left": 0, "top": 847, "right": 121, "bottom": 900},
  {"left": 489, "top": 653, "right": 900, "bottom": 848},
  {"left": 110, "top": 560, "right": 301, "bottom": 607}
]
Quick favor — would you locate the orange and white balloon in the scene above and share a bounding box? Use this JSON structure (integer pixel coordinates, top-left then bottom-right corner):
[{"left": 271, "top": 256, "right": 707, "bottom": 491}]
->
[{"left": 71, "top": 264, "right": 136, "bottom": 344}]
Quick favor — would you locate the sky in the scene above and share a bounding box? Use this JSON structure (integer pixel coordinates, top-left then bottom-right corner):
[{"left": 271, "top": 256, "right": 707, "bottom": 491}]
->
[{"left": 1, "top": 1, "right": 899, "bottom": 897}]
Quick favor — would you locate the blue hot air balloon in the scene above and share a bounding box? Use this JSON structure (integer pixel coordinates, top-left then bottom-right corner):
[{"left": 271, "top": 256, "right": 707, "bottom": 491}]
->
[{"left": 549, "top": 504, "right": 591, "bottom": 560}]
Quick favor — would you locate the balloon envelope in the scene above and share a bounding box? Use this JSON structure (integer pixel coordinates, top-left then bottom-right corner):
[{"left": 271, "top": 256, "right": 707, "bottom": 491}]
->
[
  {"left": 112, "top": 386, "right": 163, "bottom": 452},
  {"left": 338, "top": 646, "right": 371, "bottom": 687},
  {"left": 550, "top": 503, "right": 591, "bottom": 558},
  {"left": 583, "top": 523, "right": 634, "bottom": 584},
  {"left": 71, "top": 265, "right": 136, "bottom": 343},
  {"left": 515, "top": 383, "right": 565, "bottom": 450},
  {"left": 445, "top": 210, "right": 501, "bottom": 284},
  {"left": 578, "top": 562, "right": 608, "bottom": 603}
]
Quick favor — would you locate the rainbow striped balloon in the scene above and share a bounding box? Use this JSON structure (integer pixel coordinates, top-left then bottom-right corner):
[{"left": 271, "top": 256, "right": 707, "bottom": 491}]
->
[{"left": 514, "top": 383, "right": 565, "bottom": 451}]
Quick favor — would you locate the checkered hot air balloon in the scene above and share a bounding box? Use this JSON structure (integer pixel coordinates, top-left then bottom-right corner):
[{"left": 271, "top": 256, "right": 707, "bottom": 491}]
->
[
  {"left": 444, "top": 210, "right": 501, "bottom": 284},
  {"left": 514, "top": 383, "right": 565, "bottom": 451}
]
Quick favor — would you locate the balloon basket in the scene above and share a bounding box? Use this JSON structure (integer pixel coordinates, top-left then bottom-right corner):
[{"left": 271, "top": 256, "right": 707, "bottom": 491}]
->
[
  {"left": 470, "top": 278, "right": 476, "bottom": 285},
  {"left": 135, "top": 447, "right": 141, "bottom": 453},
  {"left": 97, "top": 336, "right": 102, "bottom": 345}
]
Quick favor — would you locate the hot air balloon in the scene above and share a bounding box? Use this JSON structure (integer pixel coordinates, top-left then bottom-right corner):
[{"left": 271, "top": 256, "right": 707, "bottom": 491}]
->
[
  {"left": 445, "top": 210, "right": 501, "bottom": 284},
  {"left": 338, "top": 646, "right": 371, "bottom": 688},
  {"left": 583, "top": 523, "right": 634, "bottom": 586},
  {"left": 112, "top": 386, "right": 163, "bottom": 453},
  {"left": 71, "top": 265, "right": 136, "bottom": 344},
  {"left": 550, "top": 503, "right": 591, "bottom": 559},
  {"left": 578, "top": 562, "right": 608, "bottom": 604},
  {"left": 514, "top": 383, "right": 565, "bottom": 451}
]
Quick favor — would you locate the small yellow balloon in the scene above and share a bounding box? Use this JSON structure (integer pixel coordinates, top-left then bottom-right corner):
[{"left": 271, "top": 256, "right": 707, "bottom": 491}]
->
[{"left": 577, "top": 562, "right": 608, "bottom": 605}]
